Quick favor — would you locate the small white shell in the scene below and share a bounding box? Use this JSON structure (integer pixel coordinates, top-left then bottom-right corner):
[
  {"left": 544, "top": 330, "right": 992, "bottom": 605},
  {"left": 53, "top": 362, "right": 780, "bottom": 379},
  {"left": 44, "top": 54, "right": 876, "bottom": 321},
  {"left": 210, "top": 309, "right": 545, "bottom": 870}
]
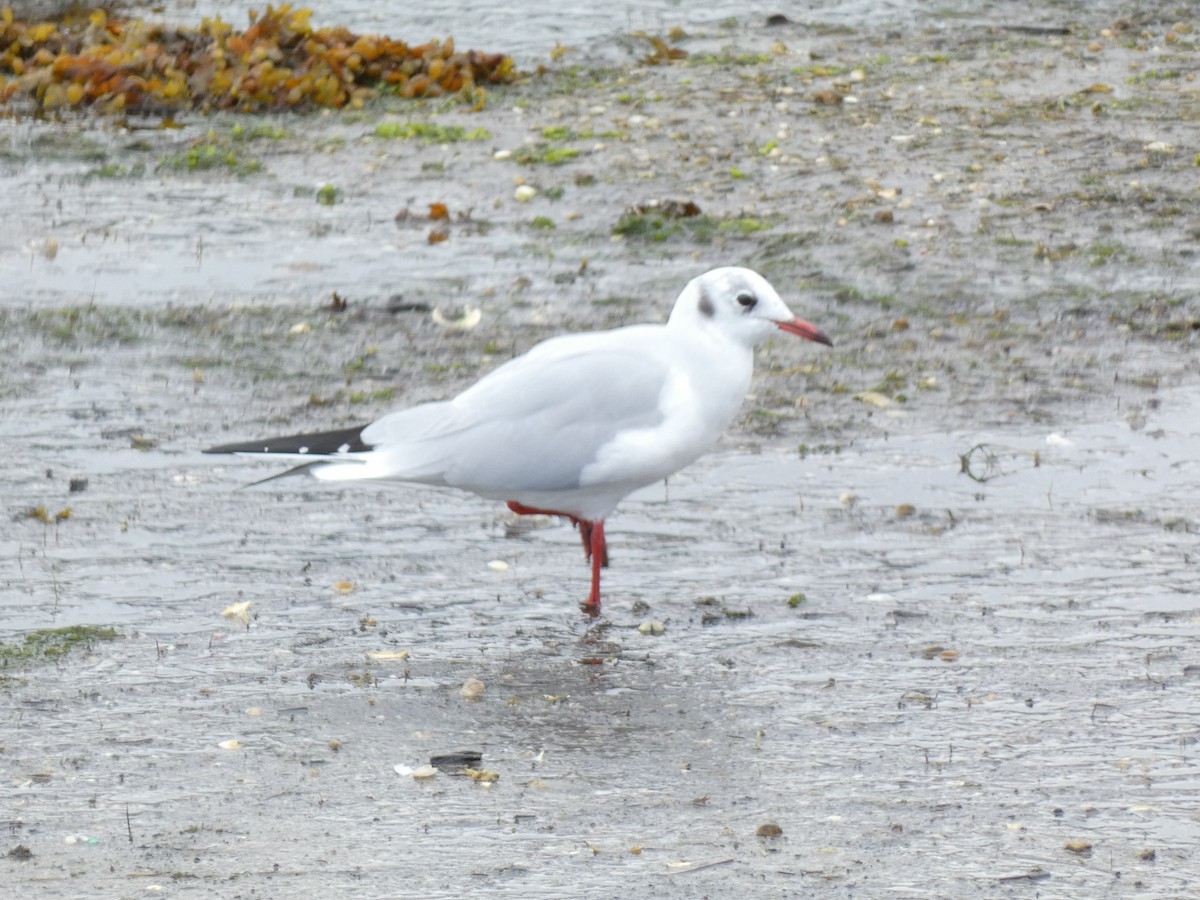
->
[
  {"left": 366, "top": 649, "right": 410, "bottom": 661},
  {"left": 853, "top": 391, "right": 891, "bottom": 408},
  {"left": 432, "top": 307, "right": 482, "bottom": 330}
]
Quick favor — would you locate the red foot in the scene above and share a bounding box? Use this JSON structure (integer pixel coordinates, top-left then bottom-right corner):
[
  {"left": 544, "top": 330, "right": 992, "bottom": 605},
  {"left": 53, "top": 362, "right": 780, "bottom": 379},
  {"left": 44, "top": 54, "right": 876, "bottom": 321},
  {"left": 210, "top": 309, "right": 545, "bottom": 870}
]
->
[{"left": 507, "top": 501, "right": 608, "bottom": 610}]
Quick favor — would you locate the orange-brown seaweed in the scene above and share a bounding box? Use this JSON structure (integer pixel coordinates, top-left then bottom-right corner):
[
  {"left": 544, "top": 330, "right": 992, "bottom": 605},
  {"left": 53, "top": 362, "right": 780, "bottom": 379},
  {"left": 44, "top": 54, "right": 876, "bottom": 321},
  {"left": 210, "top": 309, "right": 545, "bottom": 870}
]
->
[{"left": 0, "top": 4, "right": 515, "bottom": 113}]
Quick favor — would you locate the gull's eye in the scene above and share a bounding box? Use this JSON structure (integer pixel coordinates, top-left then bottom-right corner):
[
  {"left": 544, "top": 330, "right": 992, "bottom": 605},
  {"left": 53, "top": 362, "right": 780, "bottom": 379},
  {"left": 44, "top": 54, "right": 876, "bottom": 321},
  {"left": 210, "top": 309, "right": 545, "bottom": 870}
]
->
[{"left": 736, "top": 291, "right": 757, "bottom": 310}]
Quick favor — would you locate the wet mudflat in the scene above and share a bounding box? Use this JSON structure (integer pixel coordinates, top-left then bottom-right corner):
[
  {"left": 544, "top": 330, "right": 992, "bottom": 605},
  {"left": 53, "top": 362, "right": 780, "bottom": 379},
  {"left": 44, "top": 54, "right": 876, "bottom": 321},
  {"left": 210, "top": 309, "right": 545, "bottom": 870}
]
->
[{"left": 3, "top": 4, "right": 1200, "bottom": 897}]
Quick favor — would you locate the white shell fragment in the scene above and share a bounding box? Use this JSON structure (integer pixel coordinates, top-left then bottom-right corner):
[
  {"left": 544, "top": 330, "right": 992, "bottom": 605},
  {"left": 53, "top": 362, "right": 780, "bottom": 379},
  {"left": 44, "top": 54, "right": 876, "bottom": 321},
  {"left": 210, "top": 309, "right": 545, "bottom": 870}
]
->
[
  {"left": 218, "top": 739, "right": 242, "bottom": 751},
  {"left": 394, "top": 763, "right": 438, "bottom": 779},
  {"left": 431, "top": 306, "right": 482, "bottom": 330},
  {"left": 853, "top": 391, "right": 891, "bottom": 408},
  {"left": 221, "top": 600, "right": 252, "bottom": 624},
  {"left": 460, "top": 678, "right": 486, "bottom": 700},
  {"left": 366, "top": 649, "right": 410, "bottom": 661},
  {"left": 487, "top": 560, "right": 510, "bottom": 572},
  {"left": 514, "top": 184, "right": 537, "bottom": 202},
  {"left": 638, "top": 621, "right": 666, "bottom": 636}
]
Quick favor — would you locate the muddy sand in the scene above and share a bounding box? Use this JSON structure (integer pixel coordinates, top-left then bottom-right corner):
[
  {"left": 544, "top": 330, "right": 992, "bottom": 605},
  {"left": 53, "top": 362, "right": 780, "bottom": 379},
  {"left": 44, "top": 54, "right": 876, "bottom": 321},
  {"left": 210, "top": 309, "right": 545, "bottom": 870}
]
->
[{"left": 2, "top": 7, "right": 1200, "bottom": 897}]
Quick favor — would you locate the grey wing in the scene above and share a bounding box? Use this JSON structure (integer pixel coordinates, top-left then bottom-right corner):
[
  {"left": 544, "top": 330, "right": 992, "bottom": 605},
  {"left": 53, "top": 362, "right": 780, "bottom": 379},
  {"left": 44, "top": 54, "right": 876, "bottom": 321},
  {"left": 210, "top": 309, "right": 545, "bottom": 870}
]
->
[{"left": 362, "top": 334, "right": 670, "bottom": 494}]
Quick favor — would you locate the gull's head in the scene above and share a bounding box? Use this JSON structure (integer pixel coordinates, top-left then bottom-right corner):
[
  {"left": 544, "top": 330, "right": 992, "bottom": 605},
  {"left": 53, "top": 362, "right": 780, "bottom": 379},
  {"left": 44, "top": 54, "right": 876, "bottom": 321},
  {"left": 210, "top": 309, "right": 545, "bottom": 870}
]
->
[{"left": 669, "top": 266, "right": 833, "bottom": 348}]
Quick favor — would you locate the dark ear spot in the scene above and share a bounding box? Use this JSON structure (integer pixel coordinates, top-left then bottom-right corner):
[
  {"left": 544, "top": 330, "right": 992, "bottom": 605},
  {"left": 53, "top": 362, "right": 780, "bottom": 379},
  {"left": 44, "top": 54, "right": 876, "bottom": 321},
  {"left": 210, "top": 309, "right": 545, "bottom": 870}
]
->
[{"left": 697, "top": 288, "right": 715, "bottom": 318}]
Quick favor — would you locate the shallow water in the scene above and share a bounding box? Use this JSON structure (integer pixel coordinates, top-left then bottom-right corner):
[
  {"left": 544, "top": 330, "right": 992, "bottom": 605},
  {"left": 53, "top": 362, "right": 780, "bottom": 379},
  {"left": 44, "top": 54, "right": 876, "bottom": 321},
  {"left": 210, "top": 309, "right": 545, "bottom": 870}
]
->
[
  {"left": 131, "top": 0, "right": 1175, "bottom": 69},
  {"left": 4, "top": 372, "right": 1200, "bottom": 895},
  {"left": 132, "top": 0, "right": 953, "bottom": 66}
]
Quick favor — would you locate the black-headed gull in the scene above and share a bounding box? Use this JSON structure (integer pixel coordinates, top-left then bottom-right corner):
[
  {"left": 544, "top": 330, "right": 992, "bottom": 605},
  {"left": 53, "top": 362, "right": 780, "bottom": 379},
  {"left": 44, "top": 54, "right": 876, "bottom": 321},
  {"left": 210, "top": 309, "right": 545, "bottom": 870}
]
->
[{"left": 205, "top": 267, "right": 831, "bottom": 611}]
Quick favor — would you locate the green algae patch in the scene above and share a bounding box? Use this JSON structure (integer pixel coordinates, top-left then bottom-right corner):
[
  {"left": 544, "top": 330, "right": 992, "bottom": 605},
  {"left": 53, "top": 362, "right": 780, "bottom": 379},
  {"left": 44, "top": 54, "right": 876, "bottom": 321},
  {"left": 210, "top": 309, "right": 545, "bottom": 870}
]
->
[
  {"left": 613, "top": 211, "right": 776, "bottom": 242},
  {"left": 373, "top": 121, "right": 492, "bottom": 142},
  {"left": 0, "top": 626, "right": 119, "bottom": 666}
]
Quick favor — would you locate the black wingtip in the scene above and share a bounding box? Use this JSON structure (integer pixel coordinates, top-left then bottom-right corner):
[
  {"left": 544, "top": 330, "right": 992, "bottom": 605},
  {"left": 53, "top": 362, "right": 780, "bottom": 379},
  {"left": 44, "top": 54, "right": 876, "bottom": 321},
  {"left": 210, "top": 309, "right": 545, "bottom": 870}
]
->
[{"left": 204, "top": 425, "right": 372, "bottom": 456}]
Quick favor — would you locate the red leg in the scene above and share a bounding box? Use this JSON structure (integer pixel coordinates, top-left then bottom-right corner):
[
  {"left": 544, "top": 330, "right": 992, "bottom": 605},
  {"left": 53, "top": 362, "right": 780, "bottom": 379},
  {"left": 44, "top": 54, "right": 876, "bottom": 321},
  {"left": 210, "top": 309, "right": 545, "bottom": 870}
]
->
[
  {"left": 507, "top": 501, "right": 608, "bottom": 610},
  {"left": 575, "top": 519, "right": 608, "bottom": 567},
  {"left": 584, "top": 519, "right": 605, "bottom": 612},
  {"left": 507, "top": 501, "right": 559, "bottom": 517},
  {"left": 507, "top": 500, "right": 581, "bottom": 526}
]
